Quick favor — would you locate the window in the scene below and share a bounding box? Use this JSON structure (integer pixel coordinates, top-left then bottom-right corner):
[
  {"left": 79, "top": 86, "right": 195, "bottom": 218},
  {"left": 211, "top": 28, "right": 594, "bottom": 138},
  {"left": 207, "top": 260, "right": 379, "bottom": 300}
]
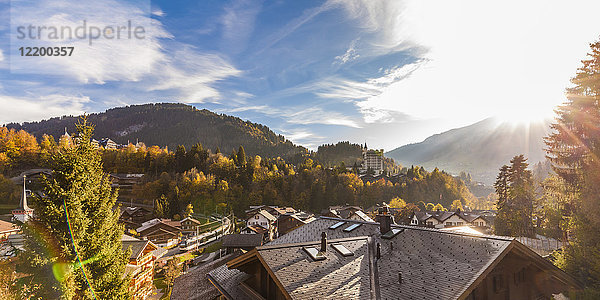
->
[
  {"left": 332, "top": 244, "right": 353, "bottom": 256},
  {"left": 343, "top": 223, "right": 362, "bottom": 232},
  {"left": 426, "top": 221, "right": 433, "bottom": 226},
  {"left": 255, "top": 215, "right": 259, "bottom": 219},
  {"left": 493, "top": 275, "right": 506, "bottom": 293},
  {"left": 382, "top": 228, "right": 403, "bottom": 239},
  {"left": 446, "top": 222, "right": 453, "bottom": 226},
  {"left": 456, "top": 222, "right": 463, "bottom": 226},
  {"left": 329, "top": 221, "right": 346, "bottom": 230},
  {"left": 304, "top": 247, "right": 326, "bottom": 261}
]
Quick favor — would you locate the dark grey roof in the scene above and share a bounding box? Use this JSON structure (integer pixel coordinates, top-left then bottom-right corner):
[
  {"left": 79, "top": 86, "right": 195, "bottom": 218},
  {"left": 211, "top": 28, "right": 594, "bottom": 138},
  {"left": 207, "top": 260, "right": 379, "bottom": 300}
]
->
[
  {"left": 172, "top": 253, "right": 243, "bottom": 300},
  {"left": 258, "top": 236, "right": 373, "bottom": 299},
  {"left": 121, "top": 240, "right": 150, "bottom": 260},
  {"left": 222, "top": 234, "right": 263, "bottom": 248},
  {"left": 208, "top": 262, "right": 252, "bottom": 300},
  {"left": 214, "top": 217, "right": 515, "bottom": 300},
  {"left": 211, "top": 217, "right": 580, "bottom": 299}
]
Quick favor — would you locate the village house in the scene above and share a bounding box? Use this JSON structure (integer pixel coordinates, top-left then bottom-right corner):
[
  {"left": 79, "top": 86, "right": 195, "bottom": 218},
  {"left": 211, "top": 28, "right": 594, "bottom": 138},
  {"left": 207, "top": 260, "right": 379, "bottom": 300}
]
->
[
  {"left": 207, "top": 207, "right": 581, "bottom": 299},
  {"left": 245, "top": 209, "right": 277, "bottom": 241},
  {"left": 99, "top": 138, "right": 118, "bottom": 149},
  {"left": 410, "top": 209, "right": 490, "bottom": 229},
  {"left": 276, "top": 212, "right": 316, "bottom": 236},
  {"left": 246, "top": 205, "right": 296, "bottom": 218},
  {"left": 119, "top": 206, "right": 153, "bottom": 230},
  {"left": 136, "top": 219, "right": 181, "bottom": 248},
  {"left": 180, "top": 217, "right": 203, "bottom": 235},
  {"left": 121, "top": 235, "right": 158, "bottom": 300},
  {"left": 321, "top": 205, "right": 374, "bottom": 222},
  {"left": 222, "top": 234, "right": 264, "bottom": 254}
]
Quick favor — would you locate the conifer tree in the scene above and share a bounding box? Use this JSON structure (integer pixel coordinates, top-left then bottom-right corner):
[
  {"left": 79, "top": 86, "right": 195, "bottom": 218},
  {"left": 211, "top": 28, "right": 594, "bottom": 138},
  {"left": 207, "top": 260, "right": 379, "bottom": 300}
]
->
[
  {"left": 546, "top": 39, "right": 600, "bottom": 294},
  {"left": 20, "top": 118, "right": 130, "bottom": 299},
  {"left": 237, "top": 146, "right": 247, "bottom": 167}
]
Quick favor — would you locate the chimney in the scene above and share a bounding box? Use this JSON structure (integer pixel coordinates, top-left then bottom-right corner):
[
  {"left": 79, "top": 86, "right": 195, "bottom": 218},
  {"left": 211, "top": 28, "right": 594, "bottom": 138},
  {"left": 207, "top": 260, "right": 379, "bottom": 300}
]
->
[
  {"left": 377, "top": 204, "right": 395, "bottom": 234},
  {"left": 320, "top": 232, "right": 327, "bottom": 252}
]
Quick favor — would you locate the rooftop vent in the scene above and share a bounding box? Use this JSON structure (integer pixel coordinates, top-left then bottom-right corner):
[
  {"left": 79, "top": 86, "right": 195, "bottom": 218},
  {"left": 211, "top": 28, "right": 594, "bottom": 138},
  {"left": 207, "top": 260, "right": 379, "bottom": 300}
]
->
[
  {"left": 320, "top": 232, "right": 327, "bottom": 252},
  {"left": 343, "top": 223, "right": 361, "bottom": 232},
  {"left": 377, "top": 204, "right": 395, "bottom": 234},
  {"left": 329, "top": 221, "right": 346, "bottom": 230}
]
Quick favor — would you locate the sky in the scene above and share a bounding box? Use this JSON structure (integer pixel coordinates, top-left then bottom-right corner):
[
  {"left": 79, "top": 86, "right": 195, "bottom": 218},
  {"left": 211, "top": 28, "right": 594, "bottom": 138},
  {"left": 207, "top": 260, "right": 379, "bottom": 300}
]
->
[{"left": 1, "top": 0, "right": 600, "bottom": 151}]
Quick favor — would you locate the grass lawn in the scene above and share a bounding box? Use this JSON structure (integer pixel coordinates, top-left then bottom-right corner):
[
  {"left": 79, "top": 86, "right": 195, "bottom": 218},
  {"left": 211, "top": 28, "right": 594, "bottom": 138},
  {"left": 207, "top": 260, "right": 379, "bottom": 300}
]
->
[
  {"left": 202, "top": 241, "right": 222, "bottom": 254},
  {"left": 178, "top": 252, "right": 197, "bottom": 263}
]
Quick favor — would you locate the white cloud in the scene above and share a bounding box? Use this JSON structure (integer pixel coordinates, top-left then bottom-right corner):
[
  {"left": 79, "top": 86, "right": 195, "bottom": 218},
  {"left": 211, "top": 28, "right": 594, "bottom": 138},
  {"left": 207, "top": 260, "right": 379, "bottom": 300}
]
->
[
  {"left": 9, "top": 0, "right": 172, "bottom": 84},
  {"left": 147, "top": 47, "right": 241, "bottom": 102},
  {"left": 220, "top": 0, "right": 262, "bottom": 53},
  {"left": 152, "top": 9, "right": 165, "bottom": 17},
  {"left": 334, "top": 39, "right": 360, "bottom": 64},
  {"left": 7, "top": 0, "right": 243, "bottom": 103},
  {"left": 330, "top": 0, "right": 600, "bottom": 125},
  {"left": 0, "top": 93, "right": 90, "bottom": 124},
  {"left": 226, "top": 104, "right": 361, "bottom": 128}
]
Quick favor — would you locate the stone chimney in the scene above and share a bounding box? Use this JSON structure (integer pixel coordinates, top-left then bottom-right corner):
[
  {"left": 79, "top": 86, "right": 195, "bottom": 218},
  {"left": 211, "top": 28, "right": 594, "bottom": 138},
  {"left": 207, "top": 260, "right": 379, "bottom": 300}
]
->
[
  {"left": 320, "top": 232, "right": 327, "bottom": 252},
  {"left": 377, "top": 204, "right": 395, "bottom": 234}
]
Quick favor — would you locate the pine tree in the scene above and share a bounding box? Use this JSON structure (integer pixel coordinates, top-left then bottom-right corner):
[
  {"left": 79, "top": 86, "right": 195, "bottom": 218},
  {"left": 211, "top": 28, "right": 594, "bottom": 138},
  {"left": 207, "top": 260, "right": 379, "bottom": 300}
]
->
[
  {"left": 507, "top": 155, "right": 535, "bottom": 237},
  {"left": 20, "top": 118, "right": 130, "bottom": 299},
  {"left": 237, "top": 146, "right": 247, "bottom": 167},
  {"left": 493, "top": 155, "right": 535, "bottom": 237},
  {"left": 545, "top": 39, "right": 600, "bottom": 294},
  {"left": 494, "top": 165, "right": 511, "bottom": 235}
]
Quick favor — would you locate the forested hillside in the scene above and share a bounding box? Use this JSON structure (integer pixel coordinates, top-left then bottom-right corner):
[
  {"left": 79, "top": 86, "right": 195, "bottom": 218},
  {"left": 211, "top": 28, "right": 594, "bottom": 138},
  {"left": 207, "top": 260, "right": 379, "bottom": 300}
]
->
[
  {"left": 0, "top": 124, "right": 477, "bottom": 215},
  {"left": 4, "top": 103, "right": 306, "bottom": 159}
]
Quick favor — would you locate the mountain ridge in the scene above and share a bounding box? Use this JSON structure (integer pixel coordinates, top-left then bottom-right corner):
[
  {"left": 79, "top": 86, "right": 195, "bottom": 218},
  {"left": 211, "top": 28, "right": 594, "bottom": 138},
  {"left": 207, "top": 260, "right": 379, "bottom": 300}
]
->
[
  {"left": 386, "top": 118, "right": 553, "bottom": 185},
  {"left": 4, "top": 103, "right": 307, "bottom": 159}
]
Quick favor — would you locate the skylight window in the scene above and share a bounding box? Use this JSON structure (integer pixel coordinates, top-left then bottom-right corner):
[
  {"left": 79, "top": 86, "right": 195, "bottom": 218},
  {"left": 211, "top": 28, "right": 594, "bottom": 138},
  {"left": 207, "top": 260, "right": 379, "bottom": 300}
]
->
[
  {"left": 329, "top": 221, "right": 346, "bottom": 230},
  {"left": 304, "top": 247, "right": 326, "bottom": 261},
  {"left": 382, "top": 228, "right": 404, "bottom": 239},
  {"left": 331, "top": 244, "right": 353, "bottom": 256},
  {"left": 343, "top": 223, "right": 361, "bottom": 232}
]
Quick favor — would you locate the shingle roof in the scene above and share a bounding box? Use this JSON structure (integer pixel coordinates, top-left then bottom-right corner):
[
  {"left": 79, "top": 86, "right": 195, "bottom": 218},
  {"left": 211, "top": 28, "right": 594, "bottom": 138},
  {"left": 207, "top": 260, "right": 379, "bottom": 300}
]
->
[
  {"left": 222, "top": 234, "right": 263, "bottom": 248},
  {"left": 208, "top": 262, "right": 252, "bottom": 300},
  {"left": 211, "top": 217, "right": 580, "bottom": 299},
  {"left": 254, "top": 209, "right": 277, "bottom": 222},
  {"left": 122, "top": 240, "right": 151, "bottom": 260},
  {"left": 181, "top": 217, "right": 202, "bottom": 225},
  {"left": 217, "top": 217, "right": 515, "bottom": 299},
  {"left": 172, "top": 253, "right": 243, "bottom": 300},
  {"left": 352, "top": 210, "right": 374, "bottom": 222},
  {"left": 258, "top": 236, "right": 373, "bottom": 299},
  {"left": 414, "top": 210, "right": 474, "bottom": 223},
  {"left": 243, "top": 225, "right": 267, "bottom": 234}
]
